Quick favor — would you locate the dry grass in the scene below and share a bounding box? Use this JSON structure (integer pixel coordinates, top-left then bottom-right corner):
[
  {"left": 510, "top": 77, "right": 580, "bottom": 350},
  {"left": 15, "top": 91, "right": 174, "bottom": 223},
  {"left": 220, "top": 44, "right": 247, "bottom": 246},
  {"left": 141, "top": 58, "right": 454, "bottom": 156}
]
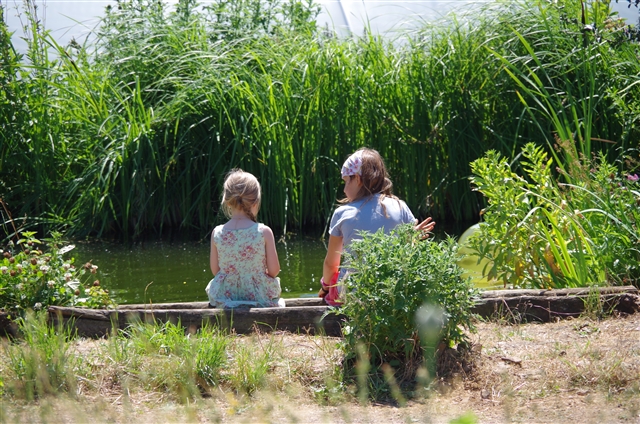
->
[
  {"left": 1, "top": 314, "right": 640, "bottom": 423},
  {"left": 457, "top": 313, "right": 640, "bottom": 423}
]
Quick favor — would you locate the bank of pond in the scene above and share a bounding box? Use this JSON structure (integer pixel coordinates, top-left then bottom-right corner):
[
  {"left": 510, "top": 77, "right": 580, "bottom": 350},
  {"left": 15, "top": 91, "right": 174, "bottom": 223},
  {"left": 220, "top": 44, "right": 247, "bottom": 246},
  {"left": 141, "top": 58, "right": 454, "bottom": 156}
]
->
[{"left": 2, "top": 286, "right": 638, "bottom": 339}]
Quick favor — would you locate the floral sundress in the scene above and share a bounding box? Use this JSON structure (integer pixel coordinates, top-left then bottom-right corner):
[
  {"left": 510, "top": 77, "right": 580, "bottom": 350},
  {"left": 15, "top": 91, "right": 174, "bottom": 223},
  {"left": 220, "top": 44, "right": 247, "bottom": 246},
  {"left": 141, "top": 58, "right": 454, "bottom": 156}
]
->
[{"left": 206, "top": 223, "right": 283, "bottom": 308}]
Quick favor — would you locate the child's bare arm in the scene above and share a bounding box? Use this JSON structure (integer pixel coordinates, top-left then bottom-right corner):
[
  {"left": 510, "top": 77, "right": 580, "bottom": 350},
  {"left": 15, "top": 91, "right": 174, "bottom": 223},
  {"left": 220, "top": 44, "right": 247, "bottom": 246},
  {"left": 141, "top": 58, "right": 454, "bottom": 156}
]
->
[
  {"left": 210, "top": 233, "right": 220, "bottom": 275},
  {"left": 262, "top": 226, "right": 280, "bottom": 278},
  {"left": 322, "top": 235, "right": 343, "bottom": 286}
]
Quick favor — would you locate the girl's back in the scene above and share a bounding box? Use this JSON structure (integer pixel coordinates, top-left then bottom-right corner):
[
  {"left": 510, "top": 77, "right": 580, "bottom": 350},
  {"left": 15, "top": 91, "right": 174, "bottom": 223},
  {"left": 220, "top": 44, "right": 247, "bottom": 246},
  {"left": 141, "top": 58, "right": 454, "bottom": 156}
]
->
[
  {"left": 330, "top": 193, "right": 415, "bottom": 251},
  {"left": 207, "top": 223, "right": 282, "bottom": 308},
  {"left": 214, "top": 223, "right": 267, "bottom": 276}
]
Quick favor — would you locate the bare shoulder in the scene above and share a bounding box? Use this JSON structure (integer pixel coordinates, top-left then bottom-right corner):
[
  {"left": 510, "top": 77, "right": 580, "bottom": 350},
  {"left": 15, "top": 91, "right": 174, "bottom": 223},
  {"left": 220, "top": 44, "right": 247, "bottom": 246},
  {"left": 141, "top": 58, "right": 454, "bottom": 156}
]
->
[{"left": 259, "top": 224, "right": 275, "bottom": 239}]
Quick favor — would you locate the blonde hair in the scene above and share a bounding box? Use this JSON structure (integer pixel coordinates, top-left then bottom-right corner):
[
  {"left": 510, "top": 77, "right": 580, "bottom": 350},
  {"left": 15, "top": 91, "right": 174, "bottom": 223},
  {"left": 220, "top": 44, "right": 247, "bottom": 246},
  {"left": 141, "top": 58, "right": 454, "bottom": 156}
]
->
[{"left": 221, "top": 169, "right": 261, "bottom": 222}]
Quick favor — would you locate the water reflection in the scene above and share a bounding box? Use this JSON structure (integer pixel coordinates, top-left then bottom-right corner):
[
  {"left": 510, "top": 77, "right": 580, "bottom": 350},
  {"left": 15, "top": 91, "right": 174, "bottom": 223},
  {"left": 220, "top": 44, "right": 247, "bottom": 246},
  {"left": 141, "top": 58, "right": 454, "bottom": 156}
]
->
[{"left": 74, "top": 235, "right": 328, "bottom": 305}]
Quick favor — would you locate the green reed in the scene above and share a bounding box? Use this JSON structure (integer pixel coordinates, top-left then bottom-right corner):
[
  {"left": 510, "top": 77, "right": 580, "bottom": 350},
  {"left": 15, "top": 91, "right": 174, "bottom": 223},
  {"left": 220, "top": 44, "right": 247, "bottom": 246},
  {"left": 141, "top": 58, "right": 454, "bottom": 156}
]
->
[{"left": 1, "top": 0, "right": 637, "bottom": 240}]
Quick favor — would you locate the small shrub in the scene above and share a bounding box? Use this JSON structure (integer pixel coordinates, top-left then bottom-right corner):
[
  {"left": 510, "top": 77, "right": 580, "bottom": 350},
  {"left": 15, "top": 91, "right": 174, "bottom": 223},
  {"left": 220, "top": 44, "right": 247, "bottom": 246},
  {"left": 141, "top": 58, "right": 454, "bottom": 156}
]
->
[
  {"left": 0, "top": 232, "right": 115, "bottom": 318},
  {"left": 334, "top": 225, "right": 477, "bottom": 368}
]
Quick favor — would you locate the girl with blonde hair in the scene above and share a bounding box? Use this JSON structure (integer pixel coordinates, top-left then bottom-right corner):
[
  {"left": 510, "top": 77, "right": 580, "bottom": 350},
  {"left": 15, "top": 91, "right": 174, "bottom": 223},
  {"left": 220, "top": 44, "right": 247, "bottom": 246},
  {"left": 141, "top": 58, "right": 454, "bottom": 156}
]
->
[{"left": 206, "top": 169, "right": 283, "bottom": 308}]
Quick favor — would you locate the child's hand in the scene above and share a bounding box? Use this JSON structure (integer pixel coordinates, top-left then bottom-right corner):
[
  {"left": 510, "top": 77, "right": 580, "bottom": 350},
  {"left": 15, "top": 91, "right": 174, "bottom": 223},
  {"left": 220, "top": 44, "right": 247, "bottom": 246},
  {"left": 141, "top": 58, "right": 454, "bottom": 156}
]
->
[
  {"left": 414, "top": 217, "right": 435, "bottom": 240},
  {"left": 318, "top": 287, "right": 328, "bottom": 298}
]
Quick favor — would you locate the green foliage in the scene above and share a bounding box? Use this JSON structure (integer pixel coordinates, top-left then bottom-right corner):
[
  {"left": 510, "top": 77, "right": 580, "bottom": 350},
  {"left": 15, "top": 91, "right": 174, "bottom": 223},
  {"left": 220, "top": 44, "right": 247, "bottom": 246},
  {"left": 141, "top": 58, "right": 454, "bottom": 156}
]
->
[
  {"left": 0, "top": 315, "right": 349, "bottom": 407},
  {"left": 126, "top": 318, "right": 194, "bottom": 356},
  {"left": 229, "top": 340, "right": 272, "bottom": 394},
  {"left": 195, "top": 323, "right": 229, "bottom": 386},
  {"left": 102, "top": 319, "right": 284, "bottom": 398},
  {"left": 449, "top": 412, "right": 479, "bottom": 424},
  {"left": 469, "top": 143, "right": 639, "bottom": 289},
  {"left": 3, "top": 311, "right": 78, "bottom": 400},
  {"left": 0, "top": 7, "right": 26, "bottom": 193},
  {"left": 335, "top": 225, "right": 477, "bottom": 366},
  {"left": 2, "top": 0, "right": 639, "bottom": 240},
  {"left": 486, "top": 0, "right": 631, "bottom": 170},
  {"left": 0, "top": 232, "right": 114, "bottom": 318}
]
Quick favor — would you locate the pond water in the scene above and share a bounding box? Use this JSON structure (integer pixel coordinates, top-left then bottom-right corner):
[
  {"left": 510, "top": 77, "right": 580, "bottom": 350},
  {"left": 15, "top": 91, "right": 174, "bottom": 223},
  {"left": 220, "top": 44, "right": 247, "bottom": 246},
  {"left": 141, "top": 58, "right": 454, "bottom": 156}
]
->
[
  {"left": 73, "top": 233, "right": 328, "bottom": 305},
  {"left": 73, "top": 225, "right": 501, "bottom": 305}
]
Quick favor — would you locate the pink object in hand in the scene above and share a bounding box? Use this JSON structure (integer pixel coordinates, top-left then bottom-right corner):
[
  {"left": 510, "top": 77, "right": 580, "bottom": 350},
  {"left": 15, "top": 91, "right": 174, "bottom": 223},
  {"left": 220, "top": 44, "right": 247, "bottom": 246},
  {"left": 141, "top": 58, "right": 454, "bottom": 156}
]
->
[{"left": 320, "top": 272, "right": 342, "bottom": 306}]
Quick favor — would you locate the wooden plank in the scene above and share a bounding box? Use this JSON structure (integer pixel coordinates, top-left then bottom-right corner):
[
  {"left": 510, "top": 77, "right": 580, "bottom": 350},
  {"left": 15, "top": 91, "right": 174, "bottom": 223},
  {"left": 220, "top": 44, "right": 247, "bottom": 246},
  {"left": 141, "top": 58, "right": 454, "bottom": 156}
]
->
[
  {"left": 119, "top": 297, "right": 324, "bottom": 310},
  {"left": 49, "top": 306, "right": 116, "bottom": 321},
  {"left": 478, "top": 285, "right": 638, "bottom": 299},
  {"left": 116, "top": 287, "right": 638, "bottom": 310},
  {"left": 47, "top": 304, "right": 344, "bottom": 338},
  {"left": 472, "top": 292, "right": 640, "bottom": 321},
  {"left": 119, "top": 302, "right": 210, "bottom": 310},
  {"left": 3, "top": 287, "right": 638, "bottom": 339}
]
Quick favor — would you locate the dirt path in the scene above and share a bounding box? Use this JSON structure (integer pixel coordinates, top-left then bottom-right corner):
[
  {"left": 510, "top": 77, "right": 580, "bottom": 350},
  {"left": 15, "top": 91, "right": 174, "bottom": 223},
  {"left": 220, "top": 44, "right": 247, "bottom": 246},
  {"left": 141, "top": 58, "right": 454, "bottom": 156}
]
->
[{"left": 259, "top": 313, "right": 640, "bottom": 423}]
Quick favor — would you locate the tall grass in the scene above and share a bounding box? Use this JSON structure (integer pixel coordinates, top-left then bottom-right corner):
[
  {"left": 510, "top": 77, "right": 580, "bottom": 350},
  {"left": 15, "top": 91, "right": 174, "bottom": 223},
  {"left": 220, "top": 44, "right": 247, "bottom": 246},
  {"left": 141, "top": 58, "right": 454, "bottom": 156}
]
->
[
  {"left": 3, "top": 312, "right": 78, "bottom": 400},
  {"left": 1, "top": 0, "right": 638, "bottom": 240},
  {"left": 487, "top": 1, "right": 627, "bottom": 170}
]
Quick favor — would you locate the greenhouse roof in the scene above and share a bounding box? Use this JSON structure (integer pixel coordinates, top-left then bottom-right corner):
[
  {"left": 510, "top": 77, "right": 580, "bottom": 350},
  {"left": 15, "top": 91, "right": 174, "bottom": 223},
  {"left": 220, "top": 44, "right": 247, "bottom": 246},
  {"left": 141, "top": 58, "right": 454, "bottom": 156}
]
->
[{"left": 3, "top": 0, "right": 638, "bottom": 54}]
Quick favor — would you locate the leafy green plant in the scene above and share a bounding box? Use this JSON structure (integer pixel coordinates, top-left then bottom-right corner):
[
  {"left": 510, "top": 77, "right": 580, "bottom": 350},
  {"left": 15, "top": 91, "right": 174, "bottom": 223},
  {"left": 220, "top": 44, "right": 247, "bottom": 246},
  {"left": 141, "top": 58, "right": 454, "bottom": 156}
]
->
[
  {"left": 0, "top": 232, "right": 114, "bottom": 318},
  {"left": 576, "top": 150, "right": 640, "bottom": 285},
  {"left": 469, "top": 143, "right": 639, "bottom": 289},
  {"left": 334, "top": 225, "right": 477, "bottom": 369}
]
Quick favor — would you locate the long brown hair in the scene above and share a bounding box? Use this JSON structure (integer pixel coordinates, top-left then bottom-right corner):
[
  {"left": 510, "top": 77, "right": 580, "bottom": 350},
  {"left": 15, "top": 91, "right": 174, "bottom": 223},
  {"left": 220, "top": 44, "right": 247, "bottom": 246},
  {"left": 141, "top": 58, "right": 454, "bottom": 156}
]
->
[
  {"left": 221, "top": 169, "right": 261, "bottom": 222},
  {"left": 339, "top": 148, "right": 399, "bottom": 215}
]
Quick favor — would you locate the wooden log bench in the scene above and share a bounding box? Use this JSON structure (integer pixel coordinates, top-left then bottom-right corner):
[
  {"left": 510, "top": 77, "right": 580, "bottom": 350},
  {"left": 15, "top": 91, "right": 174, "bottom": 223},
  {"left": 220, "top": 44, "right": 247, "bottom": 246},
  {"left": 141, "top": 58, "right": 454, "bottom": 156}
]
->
[
  {"left": 48, "top": 298, "right": 342, "bottom": 337},
  {"left": 2, "top": 286, "right": 639, "bottom": 338},
  {"left": 471, "top": 285, "right": 640, "bottom": 322}
]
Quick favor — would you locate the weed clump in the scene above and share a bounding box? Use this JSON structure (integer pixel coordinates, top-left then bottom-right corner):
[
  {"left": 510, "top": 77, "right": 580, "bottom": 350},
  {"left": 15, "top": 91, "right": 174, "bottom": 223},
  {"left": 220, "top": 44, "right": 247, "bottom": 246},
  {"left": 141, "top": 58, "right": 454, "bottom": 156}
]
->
[
  {"left": 330, "top": 224, "right": 477, "bottom": 398},
  {"left": 469, "top": 143, "right": 640, "bottom": 289}
]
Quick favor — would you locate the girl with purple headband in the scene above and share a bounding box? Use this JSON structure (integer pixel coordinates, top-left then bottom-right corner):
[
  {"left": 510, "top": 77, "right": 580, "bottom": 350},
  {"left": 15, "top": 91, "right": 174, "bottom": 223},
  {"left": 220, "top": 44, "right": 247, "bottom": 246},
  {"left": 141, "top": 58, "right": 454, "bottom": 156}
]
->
[{"left": 318, "top": 148, "right": 435, "bottom": 306}]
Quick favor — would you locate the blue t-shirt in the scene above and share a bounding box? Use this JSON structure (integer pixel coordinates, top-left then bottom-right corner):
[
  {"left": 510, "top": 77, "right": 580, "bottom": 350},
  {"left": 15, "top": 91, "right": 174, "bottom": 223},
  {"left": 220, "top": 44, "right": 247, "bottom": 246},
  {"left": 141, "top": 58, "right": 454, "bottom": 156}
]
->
[{"left": 329, "top": 193, "right": 416, "bottom": 258}]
